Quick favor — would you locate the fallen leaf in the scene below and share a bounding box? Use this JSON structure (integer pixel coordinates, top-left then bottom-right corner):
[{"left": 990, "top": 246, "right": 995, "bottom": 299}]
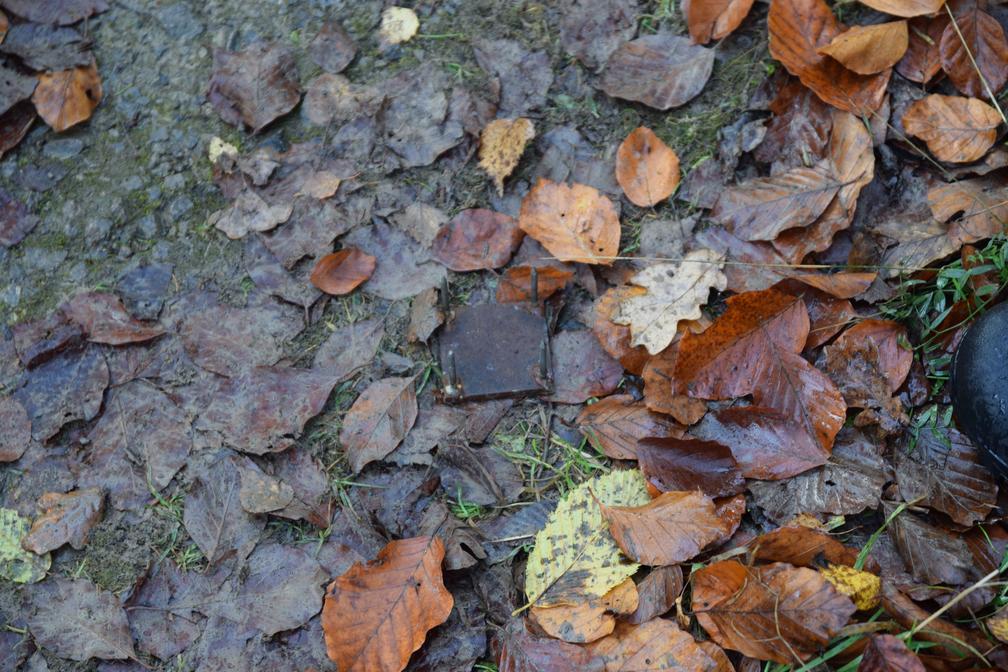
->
[
  {"left": 749, "top": 525, "right": 861, "bottom": 568},
  {"left": 27, "top": 577, "right": 136, "bottom": 661},
  {"left": 712, "top": 162, "right": 842, "bottom": 242},
  {"left": 637, "top": 437, "right": 746, "bottom": 498},
  {"left": 432, "top": 208, "right": 524, "bottom": 271},
  {"left": 31, "top": 61, "right": 101, "bottom": 132},
  {"left": 493, "top": 619, "right": 605, "bottom": 672},
  {"left": 768, "top": 0, "right": 890, "bottom": 113},
  {"left": 897, "top": 15, "right": 947, "bottom": 83},
  {"left": 589, "top": 619, "right": 721, "bottom": 672},
  {"left": 1, "top": 23, "right": 92, "bottom": 72},
  {"left": 641, "top": 337, "right": 710, "bottom": 425},
  {"left": 530, "top": 578, "right": 638, "bottom": 643},
  {"left": 210, "top": 188, "right": 294, "bottom": 239},
  {"left": 547, "top": 329, "right": 624, "bottom": 404},
  {"left": 693, "top": 560, "right": 856, "bottom": 663},
  {"left": 14, "top": 348, "right": 108, "bottom": 441},
  {"left": 519, "top": 179, "right": 620, "bottom": 265},
  {"left": 0, "top": 60, "right": 37, "bottom": 118},
  {"left": 340, "top": 376, "right": 418, "bottom": 473},
  {"left": 559, "top": 0, "right": 638, "bottom": 70},
  {"left": 473, "top": 38, "right": 554, "bottom": 116},
  {"left": 479, "top": 118, "right": 536, "bottom": 196},
  {"left": 239, "top": 463, "right": 294, "bottom": 513},
  {"left": 753, "top": 77, "right": 833, "bottom": 173},
  {"left": 0, "top": 0, "right": 108, "bottom": 24},
  {"left": 322, "top": 536, "right": 453, "bottom": 672},
  {"left": 0, "top": 396, "right": 29, "bottom": 462},
  {"left": 602, "top": 490, "right": 730, "bottom": 565},
  {"left": 309, "top": 21, "right": 356, "bottom": 73},
  {"left": 599, "top": 34, "right": 715, "bottom": 110},
  {"left": 0, "top": 507, "right": 49, "bottom": 583},
  {"left": 928, "top": 176, "right": 1008, "bottom": 245},
  {"left": 62, "top": 292, "right": 164, "bottom": 345},
  {"left": 626, "top": 565, "right": 684, "bottom": 624},
  {"left": 592, "top": 287, "right": 650, "bottom": 375},
  {"left": 818, "top": 21, "right": 908, "bottom": 75},
  {"left": 614, "top": 248, "right": 727, "bottom": 355},
  {"left": 0, "top": 187, "right": 37, "bottom": 248},
  {"left": 939, "top": 5, "right": 1008, "bottom": 98},
  {"left": 436, "top": 442, "right": 524, "bottom": 507},
  {"left": 207, "top": 42, "right": 300, "bottom": 133},
  {"left": 525, "top": 470, "right": 649, "bottom": 607},
  {"left": 577, "top": 394, "right": 683, "bottom": 460},
  {"left": 407, "top": 287, "right": 443, "bottom": 343},
  {"left": 615, "top": 126, "right": 680, "bottom": 207},
  {"left": 310, "top": 248, "right": 376, "bottom": 295},
  {"left": 902, "top": 94, "right": 1001, "bottom": 163},
  {"left": 379, "top": 6, "right": 419, "bottom": 46},
  {"left": 821, "top": 564, "right": 880, "bottom": 611},
  {"left": 343, "top": 220, "right": 447, "bottom": 300},
  {"left": 859, "top": 634, "right": 926, "bottom": 672},
  {"left": 22, "top": 488, "right": 103, "bottom": 554},
  {"left": 887, "top": 506, "right": 972, "bottom": 585},
  {"left": 685, "top": 0, "right": 757, "bottom": 44},
  {"left": 856, "top": 0, "right": 944, "bottom": 17},
  {"left": 496, "top": 265, "right": 574, "bottom": 303}
]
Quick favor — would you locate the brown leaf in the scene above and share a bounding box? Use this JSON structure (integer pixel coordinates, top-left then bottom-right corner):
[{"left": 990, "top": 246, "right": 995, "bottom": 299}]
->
[
  {"left": 768, "top": 0, "right": 890, "bottom": 113},
  {"left": 641, "top": 339, "right": 709, "bottom": 425},
  {"left": 479, "top": 118, "right": 535, "bottom": 195},
  {"left": 819, "top": 21, "right": 909, "bottom": 75},
  {"left": 615, "top": 126, "right": 680, "bottom": 207},
  {"left": 62, "top": 292, "right": 165, "bottom": 345},
  {"left": 856, "top": 0, "right": 945, "bottom": 18},
  {"left": 674, "top": 289, "right": 846, "bottom": 454},
  {"left": 548, "top": 330, "right": 624, "bottom": 404},
  {"left": 902, "top": 94, "right": 1001, "bottom": 163},
  {"left": 589, "top": 619, "right": 721, "bottom": 672},
  {"left": 31, "top": 62, "right": 101, "bottom": 132},
  {"left": 559, "top": 0, "right": 638, "bottom": 71},
  {"left": 519, "top": 179, "right": 620, "bottom": 265},
  {"left": 753, "top": 77, "right": 832, "bottom": 173},
  {"left": 22, "top": 488, "right": 104, "bottom": 554},
  {"left": 496, "top": 265, "right": 573, "bottom": 303},
  {"left": 637, "top": 437, "right": 746, "bottom": 498},
  {"left": 529, "top": 579, "right": 638, "bottom": 644},
  {"left": 599, "top": 34, "right": 715, "bottom": 110},
  {"left": 939, "top": 5, "right": 1008, "bottom": 98},
  {"left": 493, "top": 619, "right": 605, "bottom": 672},
  {"left": 26, "top": 577, "right": 136, "bottom": 662},
  {"left": 859, "top": 634, "right": 926, "bottom": 672},
  {"left": 749, "top": 525, "right": 861, "bottom": 568},
  {"left": 786, "top": 272, "right": 877, "bottom": 299},
  {"left": 624, "top": 565, "right": 683, "bottom": 625},
  {"left": 207, "top": 42, "right": 300, "bottom": 133},
  {"left": 431, "top": 209, "right": 524, "bottom": 271},
  {"left": 0, "top": 396, "right": 29, "bottom": 462},
  {"left": 928, "top": 176, "right": 1008, "bottom": 246},
  {"left": 577, "top": 394, "right": 683, "bottom": 460},
  {"left": 693, "top": 560, "right": 857, "bottom": 663},
  {"left": 822, "top": 319, "right": 912, "bottom": 422},
  {"left": 592, "top": 287, "right": 650, "bottom": 375},
  {"left": 310, "top": 248, "right": 376, "bottom": 296},
  {"left": 712, "top": 163, "right": 842, "bottom": 241},
  {"left": 340, "top": 376, "right": 418, "bottom": 473},
  {"left": 897, "top": 15, "right": 948, "bottom": 83},
  {"left": 309, "top": 21, "right": 357, "bottom": 74},
  {"left": 0, "top": 101, "right": 36, "bottom": 162},
  {"left": 322, "top": 536, "right": 454, "bottom": 672},
  {"left": 888, "top": 505, "right": 972, "bottom": 585},
  {"left": 602, "top": 490, "right": 730, "bottom": 565},
  {"left": 685, "top": 0, "right": 757, "bottom": 44}
]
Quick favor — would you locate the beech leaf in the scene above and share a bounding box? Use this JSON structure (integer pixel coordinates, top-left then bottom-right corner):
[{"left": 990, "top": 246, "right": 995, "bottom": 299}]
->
[
  {"left": 310, "top": 248, "right": 377, "bottom": 295},
  {"left": 615, "top": 126, "right": 680, "bottom": 207},
  {"left": 340, "top": 376, "right": 419, "bottom": 473},
  {"left": 902, "top": 94, "right": 1001, "bottom": 163},
  {"left": 519, "top": 179, "right": 620, "bottom": 265}
]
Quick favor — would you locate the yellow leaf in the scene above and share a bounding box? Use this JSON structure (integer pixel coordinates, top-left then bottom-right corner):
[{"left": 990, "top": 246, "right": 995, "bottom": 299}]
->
[
  {"left": 989, "top": 606, "right": 1008, "bottom": 644},
  {"left": 479, "top": 118, "right": 535, "bottom": 196},
  {"left": 379, "top": 7, "right": 419, "bottom": 46},
  {"left": 820, "top": 563, "right": 880, "bottom": 611},
  {"left": 0, "top": 507, "right": 50, "bottom": 584},
  {"left": 524, "top": 470, "right": 649, "bottom": 608}
]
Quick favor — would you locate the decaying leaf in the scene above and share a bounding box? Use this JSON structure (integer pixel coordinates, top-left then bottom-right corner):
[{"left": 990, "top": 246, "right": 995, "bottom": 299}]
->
[
  {"left": 519, "top": 179, "right": 620, "bottom": 264},
  {"left": 207, "top": 42, "right": 300, "bottom": 133},
  {"left": 749, "top": 525, "right": 861, "bottom": 568},
  {"left": 0, "top": 507, "right": 50, "bottom": 584},
  {"left": 493, "top": 619, "right": 605, "bottom": 672},
  {"left": 902, "top": 94, "right": 1001, "bottom": 163},
  {"left": 529, "top": 578, "right": 638, "bottom": 644},
  {"left": 340, "top": 376, "right": 418, "bottom": 473},
  {"left": 322, "top": 536, "right": 453, "bottom": 672},
  {"left": 432, "top": 208, "right": 524, "bottom": 271},
  {"left": 0, "top": 396, "right": 30, "bottom": 463},
  {"left": 379, "top": 6, "right": 419, "bottom": 46},
  {"left": 685, "top": 0, "right": 757, "bottom": 44},
  {"left": 592, "top": 286, "right": 650, "bottom": 375},
  {"left": 615, "top": 126, "right": 680, "bottom": 207},
  {"left": 479, "top": 118, "right": 535, "bottom": 195},
  {"left": 27, "top": 577, "right": 136, "bottom": 662},
  {"left": 577, "top": 394, "right": 683, "bottom": 461},
  {"left": 496, "top": 265, "right": 574, "bottom": 303},
  {"left": 525, "top": 470, "right": 650, "bottom": 608},
  {"left": 589, "top": 619, "right": 721, "bottom": 672},
  {"left": 599, "top": 34, "right": 715, "bottom": 110},
  {"left": 613, "top": 248, "right": 727, "bottom": 355},
  {"left": 62, "top": 291, "right": 165, "bottom": 345},
  {"left": 548, "top": 330, "right": 624, "bottom": 405},
  {"left": 818, "top": 21, "right": 908, "bottom": 75},
  {"left": 637, "top": 437, "right": 746, "bottom": 498},
  {"left": 820, "top": 564, "right": 880, "bottom": 611},
  {"left": 859, "top": 634, "right": 926, "bottom": 672},
  {"left": 939, "top": 5, "right": 1008, "bottom": 99},
  {"left": 898, "top": 15, "right": 947, "bottom": 83},
  {"left": 310, "top": 248, "right": 377, "bottom": 295},
  {"left": 856, "top": 0, "right": 944, "bottom": 18},
  {"left": 22, "top": 488, "right": 104, "bottom": 554},
  {"left": 32, "top": 62, "right": 102, "bottom": 132}
]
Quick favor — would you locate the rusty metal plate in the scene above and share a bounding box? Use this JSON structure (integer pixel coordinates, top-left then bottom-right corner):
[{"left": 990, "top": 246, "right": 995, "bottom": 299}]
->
[{"left": 437, "top": 303, "right": 551, "bottom": 402}]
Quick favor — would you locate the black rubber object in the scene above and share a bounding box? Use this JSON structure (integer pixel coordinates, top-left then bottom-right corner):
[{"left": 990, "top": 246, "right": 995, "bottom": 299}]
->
[{"left": 951, "top": 301, "right": 1008, "bottom": 479}]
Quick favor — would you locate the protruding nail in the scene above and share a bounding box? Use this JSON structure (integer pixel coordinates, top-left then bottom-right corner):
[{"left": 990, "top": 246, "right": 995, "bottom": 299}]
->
[
  {"left": 440, "top": 277, "right": 450, "bottom": 315},
  {"left": 530, "top": 267, "right": 539, "bottom": 304},
  {"left": 448, "top": 349, "right": 458, "bottom": 387},
  {"left": 543, "top": 339, "right": 553, "bottom": 384}
]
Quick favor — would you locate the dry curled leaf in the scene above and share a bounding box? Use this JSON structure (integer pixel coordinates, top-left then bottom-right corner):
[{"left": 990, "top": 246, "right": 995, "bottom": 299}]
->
[
  {"left": 310, "top": 248, "right": 377, "bottom": 295},
  {"left": 32, "top": 62, "right": 101, "bottom": 132},
  {"left": 856, "top": 0, "right": 945, "bottom": 18},
  {"left": 340, "top": 376, "right": 418, "bottom": 473},
  {"left": 939, "top": 5, "right": 1008, "bottom": 99},
  {"left": 519, "top": 179, "right": 620, "bottom": 265},
  {"left": 902, "top": 94, "right": 1001, "bottom": 163},
  {"left": 479, "top": 118, "right": 535, "bottom": 196},
  {"left": 615, "top": 126, "right": 680, "bottom": 207},
  {"left": 685, "top": 0, "right": 757, "bottom": 44},
  {"left": 322, "top": 536, "right": 453, "bottom": 672},
  {"left": 818, "top": 21, "right": 909, "bottom": 75}
]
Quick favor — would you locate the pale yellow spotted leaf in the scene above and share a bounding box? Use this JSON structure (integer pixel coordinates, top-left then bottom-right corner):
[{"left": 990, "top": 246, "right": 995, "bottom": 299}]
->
[
  {"left": 0, "top": 507, "right": 50, "bottom": 584},
  {"left": 479, "top": 118, "right": 535, "bottom": 196},
  {"left": 820, "top": 563, "right": 880, "bottom": 611},
  {"left": 613, "top": 248, "right": 727, "bottom": 355},
  {"left": 524, "top": 470, "right": 650, "bottom": 608},
  {"left": 379, "top": 7, "right": 419, "bottom": 46}
]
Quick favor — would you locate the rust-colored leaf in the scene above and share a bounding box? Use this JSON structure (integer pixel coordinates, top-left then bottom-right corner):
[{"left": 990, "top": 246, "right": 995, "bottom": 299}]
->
[
  {"left": 897, "top": 15, "right": 947, "bottom": 83},
  {"left": 768, "top": 0, "right": 890, "bottom": 113},
  {"left": 310, "top": 248, "right": 376, "bottom": 296},
  {"left": 859, "top": 634, "right": 926, "bottom": 672},
  {"left": 902, "top": 94, "right": 1001, "bottom": 163},
  {"left": 62, "top": 292, "right": 165, "bottom": 345},
  {"left": 31, "top": 62, "right": 101, "bottom": 132},
  {"left": 22, "top": 488, "right": 104, "bottom": 554},
  {"left": 693, "top": 560, "right": 857, "bottom": 663},
  {"left": 626, "top": 566, "right": 683, "bottom": 625},
  {"left": 856, "top": 0, "right": 945, "bottom": 18},
  {"left": 496, "top": 265, "right": 573, "bottom": 304},
  {"left": 939, "top": 5, "right": 1008, "bottom": 98},
  {"left": 529, "top": 578, "right": 638, "bottom": 644},
  {"left": 819, "top": 21, "right": 908, "bottom": 75},
  {"left": 749, "top": 525, "right": 861, "bottom": 568},
  {"left": 519, "top": 179, "right": 620, "bottom": 265},
  {"left": 589, "top": 619, "right": 721, "bottom": 672},
  {"left": 339, "top": 376, "right": 418, "bottom": 473},
  {"left": 685, "top": 0, "right": 757, "bottom": 44},
  {"left": 479, "top": 117, "right": 535, "bottom": 196},
  {"left": 602, "top": 490, "right": 730, "bottom": 565},
  {"left": 637, "top": 437, "right": 745, "bottom": 498},
  {"left": 754, "top": 77, "right": 833, "bottom": 172},
  {"left": 641, "top": 337, "right": 709, "bottom": 425},
  {"left": 431, "top": 209, "right": 524, "bottom": 271},
  {"left": 577, "top": 394, "right": 683, "bottom": 460},
  {"left": 615, "top": 126, "right": 680, "bottom": 207},
  {"left": 322, "top": 536, "right": 453, "bottom": 672},
  {"left": 928, "top": 176, "right": 1008, "bottom": 245},
  {"left": 592, "top": 287, "right": 650, "bottom": 375}
]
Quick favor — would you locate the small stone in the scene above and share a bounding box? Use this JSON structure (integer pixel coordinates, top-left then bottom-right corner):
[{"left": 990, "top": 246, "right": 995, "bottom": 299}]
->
[
  {"left": 41, "top": 138, "right": 84, "bottom": 160},
  {"left": 85, "top": 218, "right": 112, "bottom": 244},
  {"left": 138, "top": 215, "right": 158, "bottom": 238},
  {"left": 168, "top": 195, "right": 192, "bottom": 219}
]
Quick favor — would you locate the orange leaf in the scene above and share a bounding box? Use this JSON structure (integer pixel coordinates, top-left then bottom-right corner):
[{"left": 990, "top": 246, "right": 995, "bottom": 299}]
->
[
  {"left": 496, "top": 264, "right": 573, "bottom": 303},
  {"left": 684, "top": 0, "right": 757, "bottom": 44},
  {"left": 693, "top": 560, "right": 856, "bottom": 663},
  {"left": 902, "top": 94, "right": 1001, "bottom": 163},
  {"left": 897, "top": 15, "right": 947, "bottom": 83},
  {"left": 641, "top": 337, "right": 709, "bottom": 425},
  {"left": 589, "top": 619, "right": 721, "bottom": 672},
  {"left": 519, "top": 179, "right": 620, "bottom": 265},
  {"left": 818, "top": 21, "right": 909, "bottom": 75},
  {"left": 577, "top": 394, "right": 683, "bottom": 461},
  {"left": 856, "top": 0, "right": 945, "bottom": 18},
  {"left": 32, "top": 62, "right": 102, "bottom": 132},
  {"left": 310, "top": 248, "right": 376, "bottom": 295},
  {"left": 322, "top": 536, "right": 453, "bottom": 672},
  {"left": 529, "top": 579, "right": 638, "bottom": 644},
  {"left": 928, "top": 177, "right": 1008, "bottom": 245},
  {"left": 939, "top": 5, "right": 1008, "bottom": 98},
  {"left": 601, "top": 490, "right": 730, "bottom": 565},
  {"left": 768, "top": 0, "right": 890, "bottom": 113},
  {"left": 749, "top": 525, "right": 862, "bottom": 568},
  {"left": 615, "top": 127, "right": 680, "bottom": 207},
  {"left": 592, "top": 287, "right": 650, "bottom": 375},
  {"left": 431, "top": 209, "right": 524, "bottom": 271}
]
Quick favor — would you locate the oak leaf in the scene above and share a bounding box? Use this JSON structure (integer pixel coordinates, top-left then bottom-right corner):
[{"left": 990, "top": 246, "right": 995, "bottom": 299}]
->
[
  {"left": 32, "top": 62, "right": 101, "bottom": 132},
  {"left": 902, "top": 94, "right": 1001, "bottom": 163},
  {"left": 818, "top": 21, "right": 909, "bottom": 75},
  {"left": 310, "top": 248, "right": 377, "bottom": 295},
  {"left": 577, "top": 394, "right": 683, "bottom": 460},
  {"left": 589, "top": 619, "right": 721, "bottom": 672},
  {"left": 479, "top": 118, "right": 535, "bottom": 196},
  {"left": 592, "top": 287, "right": 650, "bottom": 375},
  {"left": 519, "top": 179, "right": 620, "bottom": 265},
  {"left": 339, "top": 376, "right": 418, "bottom": 473},
  {"left": 529, "top": 578, "right": 638, "bottom": 644},
  {"left": 615, "top": 126, "right": 680, "bottom": 207},
  {"left": 939, "top": 5, "right": 1008, "bottom": 98},
  {"left": 322, "top": 536, "right": 453, "bottom": 672},
  {"left": 856, "top": 0, "right": 945, "bottom": 17},
  {"left": 613, "top": 248, "right": 727, "bottom": 355},
  {"left": 684, "top": 0, "right": 757, "bottom": 44}
]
